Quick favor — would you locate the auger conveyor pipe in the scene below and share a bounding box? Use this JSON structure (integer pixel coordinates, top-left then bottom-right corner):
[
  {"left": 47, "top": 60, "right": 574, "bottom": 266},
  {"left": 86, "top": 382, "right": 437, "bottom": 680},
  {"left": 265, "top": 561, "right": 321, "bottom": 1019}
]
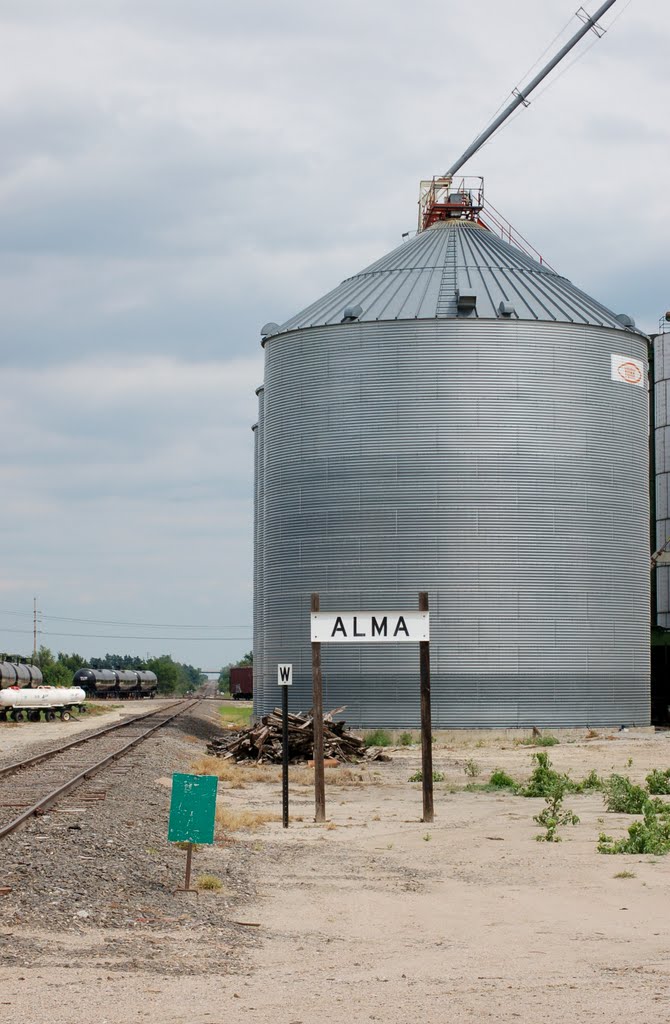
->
[{"left": 444, "top": 0, "right": 620, "bottom": 178}]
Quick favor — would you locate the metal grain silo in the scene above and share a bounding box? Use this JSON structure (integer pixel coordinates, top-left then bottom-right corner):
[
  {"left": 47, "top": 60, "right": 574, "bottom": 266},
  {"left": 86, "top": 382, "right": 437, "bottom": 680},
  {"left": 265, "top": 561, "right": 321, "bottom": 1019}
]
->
[
  {"left": 251, "top": 384, "right": 266, "bottom": 710},
  {"left": 254, "top": 190, "right": 650, "bottom": 728}
]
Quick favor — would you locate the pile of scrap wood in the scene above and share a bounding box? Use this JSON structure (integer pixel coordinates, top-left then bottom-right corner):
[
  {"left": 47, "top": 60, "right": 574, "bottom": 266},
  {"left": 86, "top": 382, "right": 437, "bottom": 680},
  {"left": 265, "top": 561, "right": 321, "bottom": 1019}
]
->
[{"left": 206, "top": 706, "right": 389, "bottom": 764}]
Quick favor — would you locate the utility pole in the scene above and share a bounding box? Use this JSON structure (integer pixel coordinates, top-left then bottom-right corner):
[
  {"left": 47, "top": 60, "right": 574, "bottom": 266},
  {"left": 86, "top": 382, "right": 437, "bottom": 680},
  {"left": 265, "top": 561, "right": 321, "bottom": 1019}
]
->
[{"left": 33, "top": 597, "right": 38, "bottom": 659}]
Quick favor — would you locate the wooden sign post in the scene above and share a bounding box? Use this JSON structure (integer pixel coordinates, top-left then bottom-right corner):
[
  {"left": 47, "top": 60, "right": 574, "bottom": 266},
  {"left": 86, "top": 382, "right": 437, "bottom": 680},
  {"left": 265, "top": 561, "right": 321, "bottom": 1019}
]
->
[
  {"left": 418, "top": 591, "right": 434, "bottom": 823},
  {"left": 311, "top": 593, "right": 326, "bottom": 823},
  {"left": 168, "top": 772, "right": 218, "bottom": 891},
  {"left": 310, "top": 592, "right": 432, "bottom": 823}
]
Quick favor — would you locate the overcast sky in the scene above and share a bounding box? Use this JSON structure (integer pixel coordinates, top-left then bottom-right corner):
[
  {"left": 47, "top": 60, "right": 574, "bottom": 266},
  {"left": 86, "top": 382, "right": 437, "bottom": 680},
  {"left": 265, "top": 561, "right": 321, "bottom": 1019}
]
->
[{"left": 0, "top": 0, "right": 667, "bottom": 672}]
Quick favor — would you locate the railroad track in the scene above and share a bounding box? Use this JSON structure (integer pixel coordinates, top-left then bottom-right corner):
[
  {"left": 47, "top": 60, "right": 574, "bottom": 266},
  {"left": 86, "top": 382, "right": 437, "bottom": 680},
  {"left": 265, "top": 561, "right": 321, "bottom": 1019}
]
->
[{"left": 0, "top": 699, "right": 198, "bottom": 840}]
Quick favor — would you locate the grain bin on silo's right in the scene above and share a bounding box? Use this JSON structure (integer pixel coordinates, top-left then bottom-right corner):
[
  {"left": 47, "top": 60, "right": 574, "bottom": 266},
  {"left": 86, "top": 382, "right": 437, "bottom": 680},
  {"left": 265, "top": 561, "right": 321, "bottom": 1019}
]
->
[{"left": 252, "top": 0, "right": 651, "bottom": 730}]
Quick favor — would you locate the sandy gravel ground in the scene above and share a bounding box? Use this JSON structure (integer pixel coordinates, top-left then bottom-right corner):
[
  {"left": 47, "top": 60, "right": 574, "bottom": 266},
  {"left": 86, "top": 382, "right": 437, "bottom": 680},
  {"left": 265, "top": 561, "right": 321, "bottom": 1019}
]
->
[{"left": 1, "top": 713, "right": 670, "bottom": 1023}]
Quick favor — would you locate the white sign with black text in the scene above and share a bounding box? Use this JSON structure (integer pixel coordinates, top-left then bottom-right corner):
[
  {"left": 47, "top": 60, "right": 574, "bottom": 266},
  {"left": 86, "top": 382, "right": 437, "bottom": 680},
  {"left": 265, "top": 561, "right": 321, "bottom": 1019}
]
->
[
  {"left": 311, "top": 611, "right": 429, "bottom": 643},
  {"left": 277, "top": 664, "right": 293, "bottom": 685}
]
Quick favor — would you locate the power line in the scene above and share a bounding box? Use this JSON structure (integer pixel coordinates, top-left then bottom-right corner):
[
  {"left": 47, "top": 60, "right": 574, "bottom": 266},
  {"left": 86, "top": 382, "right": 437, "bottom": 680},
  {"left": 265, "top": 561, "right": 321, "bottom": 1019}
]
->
[
  {"left": 40, "top": 630, "right": 252, "bottom": 641},
  {"left": 43, "top": 614, "right": 250, "bottom": 629},
  {"left": 0, "top": 608, "right": 251, "bottom": 630}
]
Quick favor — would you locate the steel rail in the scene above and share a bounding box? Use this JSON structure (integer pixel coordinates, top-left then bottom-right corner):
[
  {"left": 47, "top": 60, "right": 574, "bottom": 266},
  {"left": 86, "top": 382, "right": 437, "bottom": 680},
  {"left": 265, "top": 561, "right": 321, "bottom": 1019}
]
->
[
  {"left": 0, "top": 700, "right": 197, "bottom": 840},
  {"left": 0, "top": 699, "right": 185, "bottom": 780}
]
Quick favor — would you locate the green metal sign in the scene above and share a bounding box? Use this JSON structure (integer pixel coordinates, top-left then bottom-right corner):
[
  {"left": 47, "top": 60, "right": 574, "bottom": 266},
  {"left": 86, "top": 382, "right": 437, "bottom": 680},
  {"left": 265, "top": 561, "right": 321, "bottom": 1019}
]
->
[{"left": 168, "top": 773, "right": 218, "bottom": 844}]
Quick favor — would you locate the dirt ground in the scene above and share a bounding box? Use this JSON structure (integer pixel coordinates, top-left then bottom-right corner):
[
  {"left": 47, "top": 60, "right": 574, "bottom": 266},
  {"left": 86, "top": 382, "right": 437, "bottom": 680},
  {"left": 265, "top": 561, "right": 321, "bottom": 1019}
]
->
[{"left": 2, "top": 714, "right": 670, "bottom": 1023}]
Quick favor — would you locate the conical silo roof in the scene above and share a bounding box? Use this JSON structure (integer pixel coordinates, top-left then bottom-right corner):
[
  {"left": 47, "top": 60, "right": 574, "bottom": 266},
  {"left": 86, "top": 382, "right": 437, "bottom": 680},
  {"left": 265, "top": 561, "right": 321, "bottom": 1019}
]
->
[{"left": 272, "top": 219, "right": 635, "bottom": 337}]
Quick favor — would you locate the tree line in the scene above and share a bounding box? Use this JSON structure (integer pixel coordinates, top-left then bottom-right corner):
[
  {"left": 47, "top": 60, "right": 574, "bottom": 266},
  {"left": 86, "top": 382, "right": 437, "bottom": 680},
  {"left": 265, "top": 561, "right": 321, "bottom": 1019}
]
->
[{"left": 36, "top": 647, "right": 207, "bottom": 695}]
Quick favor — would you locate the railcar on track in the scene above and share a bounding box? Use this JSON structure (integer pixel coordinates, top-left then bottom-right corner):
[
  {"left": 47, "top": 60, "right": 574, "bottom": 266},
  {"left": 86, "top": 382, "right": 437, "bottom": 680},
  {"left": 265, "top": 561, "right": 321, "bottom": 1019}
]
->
[
  {"left": 73, "top": 668, "right": 158, "bottom": 699},
  {"left": 0, "top": 661, "right": 43, "bottom": 688}
]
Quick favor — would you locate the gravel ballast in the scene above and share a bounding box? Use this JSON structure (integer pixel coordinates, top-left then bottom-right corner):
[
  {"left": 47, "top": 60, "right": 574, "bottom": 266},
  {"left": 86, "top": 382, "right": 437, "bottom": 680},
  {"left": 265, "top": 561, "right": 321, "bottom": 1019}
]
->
[{"left": 0, "top": 704, "right": 260, "bottom": 975}]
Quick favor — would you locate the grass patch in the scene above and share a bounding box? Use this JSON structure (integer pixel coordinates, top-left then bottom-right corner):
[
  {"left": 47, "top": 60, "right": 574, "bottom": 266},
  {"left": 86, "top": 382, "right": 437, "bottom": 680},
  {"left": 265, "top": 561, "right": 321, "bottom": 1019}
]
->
[
  {"left": 190, "top": 756, "right": 367, "bottom": 789},
  {"left": 218, "top": 704, "right": 253, "bottom": 728},
  {"left": 463, "top": 759, "right": 481, "bottom": 778},
  {"left": 364, "top": 729, "right": 392, "bottom": 747},
  {"left": 215, "top": 806, "right": 279, "bottom": 833},
  {"left": 82, "top": 702, "right": 122, "bottom": 717},
  {"left": 464, "top": 770, "right": 519, "bottom": 793},
  {"left": 398, "top": 731, "right": 413, "bottom": 746},
  {"left": 465, "top": 760, "right": 600, "bottom": 797},
  {"left": 289, "top": 766, "right": 368, "bottom": 786},
  {"left": 195, "top": 874, "right": 224, "bottom": 891},
  {"left": 519, "top": 734, "right": 559, "bottom": 747},
  {"left": 614, "top": 870, "right": 636, "bottom": 879},
  {"left": 409, "top": 769, "right": 445, "bottom": 783},
  {"left": 190, "top": 755, "right": 276, "bottom": 787}
]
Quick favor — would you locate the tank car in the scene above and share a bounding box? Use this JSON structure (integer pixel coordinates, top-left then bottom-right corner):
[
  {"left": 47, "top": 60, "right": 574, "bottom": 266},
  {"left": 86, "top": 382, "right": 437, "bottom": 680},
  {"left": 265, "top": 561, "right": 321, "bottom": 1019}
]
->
[
  {"left": 73, "top": 668, "right": 116, "bottom": 697},
  {"left": 73, "top": 667, "right": 158, "bottom": 699},
  {"left": 0, "top": 661, "right": 43, "bottom": 688},
  {"left": 116, "top": 670, "right": 142, "bottom": 697},
  {"left": 137, "top": 671, "right": 158, "bottom": 697},
  {"left": 0, "top": 685, "right": 86, "bottom": 722}
]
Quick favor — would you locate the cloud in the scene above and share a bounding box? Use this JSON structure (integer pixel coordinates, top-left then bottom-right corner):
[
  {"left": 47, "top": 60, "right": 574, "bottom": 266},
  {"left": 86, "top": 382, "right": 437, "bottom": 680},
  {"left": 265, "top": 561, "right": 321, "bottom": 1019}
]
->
[
  {"left": 0, "top": 355, "right": 259, "bottom": 665},
  {"left": 0, "top": 0, "right": 667, "bottom": 668}
]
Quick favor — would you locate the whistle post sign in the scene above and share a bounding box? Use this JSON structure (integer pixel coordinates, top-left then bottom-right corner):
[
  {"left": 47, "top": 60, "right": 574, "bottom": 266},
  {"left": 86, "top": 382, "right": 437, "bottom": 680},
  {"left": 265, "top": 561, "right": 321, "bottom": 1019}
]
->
[
  {"left": 278, "top": 664, "right": 293, "bottom": 685},
  {"left": 311, "top": 610, "right": 429, "bottom": 643}
]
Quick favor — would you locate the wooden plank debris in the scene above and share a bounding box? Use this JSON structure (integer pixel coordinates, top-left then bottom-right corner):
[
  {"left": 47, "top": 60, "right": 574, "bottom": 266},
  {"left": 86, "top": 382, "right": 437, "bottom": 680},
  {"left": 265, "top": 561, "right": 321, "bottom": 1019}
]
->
[{"left": 206, "top": 707, "right": 390, "bottom": 764}]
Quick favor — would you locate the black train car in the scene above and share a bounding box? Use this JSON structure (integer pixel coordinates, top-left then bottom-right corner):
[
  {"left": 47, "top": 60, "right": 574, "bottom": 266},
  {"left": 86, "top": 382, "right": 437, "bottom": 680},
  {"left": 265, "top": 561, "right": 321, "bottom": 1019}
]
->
[{"left": 73, "top": 668, "right": 158, "bottom": 699}]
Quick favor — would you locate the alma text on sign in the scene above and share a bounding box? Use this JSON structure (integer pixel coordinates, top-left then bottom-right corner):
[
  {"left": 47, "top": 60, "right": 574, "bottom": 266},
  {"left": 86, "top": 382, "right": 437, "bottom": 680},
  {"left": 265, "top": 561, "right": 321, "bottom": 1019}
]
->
[{"left": 330, "top": 615, "right": 410, "bottom": 639}]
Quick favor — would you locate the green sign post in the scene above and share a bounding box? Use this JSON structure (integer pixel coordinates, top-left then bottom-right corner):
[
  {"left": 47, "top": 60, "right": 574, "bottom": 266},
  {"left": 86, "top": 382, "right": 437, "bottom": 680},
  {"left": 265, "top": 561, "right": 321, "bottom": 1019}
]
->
[{"left": 168, "top": 772, "right": 218, "bottom": 891}]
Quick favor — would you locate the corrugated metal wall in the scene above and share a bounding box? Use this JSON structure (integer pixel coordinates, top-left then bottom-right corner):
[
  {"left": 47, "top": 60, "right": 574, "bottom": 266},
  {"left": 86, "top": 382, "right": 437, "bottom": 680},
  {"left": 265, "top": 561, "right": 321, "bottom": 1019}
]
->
[
  {"left": 655, "top": 333, "right": 670, "bottom": 624},
  {"left": 255, "top": 318, "right": 650, "bottom": 728},
  {"left": 252, "top": 386, "right": 265, "bottom": 709}
]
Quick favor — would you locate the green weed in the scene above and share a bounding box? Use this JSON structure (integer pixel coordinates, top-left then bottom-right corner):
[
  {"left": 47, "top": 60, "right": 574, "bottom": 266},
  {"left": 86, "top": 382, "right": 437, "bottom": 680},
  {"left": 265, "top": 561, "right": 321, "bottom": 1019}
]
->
[
  {"left": 646, "top": 769, "right": 670, "bottom": 795},
  {"left": 398, "top": 731, "right": 413, "bottom": 747},
  {"left": 614, "top": 870, "right": 636, "bottom": 879},
  {"left": 520, "top": 752, "right": 574, "bottom": 798},
  {"left": 573, "top": 769, "right": 603, "bottom": 792},
  {"left": 489, "top": 769, "right": 518, "bottom": 790},
  {"left": 520, "top": 734, "right": 559, "bottom": 747},
  {"left": 463, "top": 759, "right": 481, "bottom": 778},
  {"left": 423, "top": 832, "right": 432, "bottom": 842},
  {"left": 598, "top": 804, "right": 670, "bottom": 855},
  {"left": 602, "top": 775, "right": 648, "bottom": 814},
  {"left": 534, "top": 782, "right": 579, "bottom": 843},
  {"left": 464, "top": 769, "right": 518, "bottom": 793},
  {"left": 364, "top": 729, "right": 392, "bottom": 748},
  {"left": 409, "top": 769, "right": 445, "bottom": 783}
]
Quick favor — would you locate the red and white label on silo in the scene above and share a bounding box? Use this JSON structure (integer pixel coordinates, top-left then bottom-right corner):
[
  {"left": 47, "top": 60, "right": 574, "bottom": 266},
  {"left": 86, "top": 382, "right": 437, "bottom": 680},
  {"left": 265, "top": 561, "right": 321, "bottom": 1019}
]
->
[{"left": 611, "top": 353, "right": 644, "bottom": 387}]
